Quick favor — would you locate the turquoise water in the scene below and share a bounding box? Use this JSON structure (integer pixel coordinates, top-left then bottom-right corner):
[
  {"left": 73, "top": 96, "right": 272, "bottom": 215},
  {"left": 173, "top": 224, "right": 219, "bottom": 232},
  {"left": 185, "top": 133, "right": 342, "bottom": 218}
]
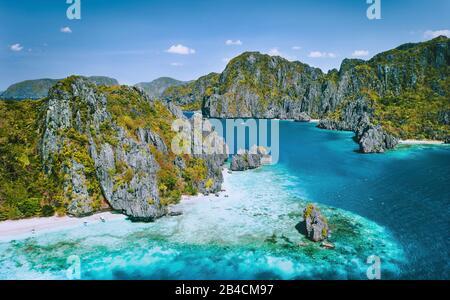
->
[
  {"left": 0, "top": 121, "right": 448, "bottom": 279},
  {"left": 277, "top": 122, "right": 450, "bottom": 279}
]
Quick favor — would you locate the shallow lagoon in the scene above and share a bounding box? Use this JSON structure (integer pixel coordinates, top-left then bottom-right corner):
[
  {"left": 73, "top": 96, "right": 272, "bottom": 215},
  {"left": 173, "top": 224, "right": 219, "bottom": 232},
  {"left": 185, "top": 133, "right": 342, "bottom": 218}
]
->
[{"left": 0, "top": 122, "right": 448, "bottom": 279}]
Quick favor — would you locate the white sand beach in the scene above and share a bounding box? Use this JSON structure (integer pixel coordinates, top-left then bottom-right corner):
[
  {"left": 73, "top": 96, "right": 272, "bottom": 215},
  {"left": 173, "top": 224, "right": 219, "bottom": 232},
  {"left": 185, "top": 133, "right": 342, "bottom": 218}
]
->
[
  {"left": 309, "top": 119, "right": 320, "bottom": 123},
  {"left": 0, "top": 168, "right": 233, "bottom": 242},
  {"left": 399, "top": 139, "right": 446, "bottom": 145},
  {"left": 0, "top": 211, "right": 126, "bottom": 241},
  {"left": 179, "top": 167, "right": 232, "bottom": 204}
]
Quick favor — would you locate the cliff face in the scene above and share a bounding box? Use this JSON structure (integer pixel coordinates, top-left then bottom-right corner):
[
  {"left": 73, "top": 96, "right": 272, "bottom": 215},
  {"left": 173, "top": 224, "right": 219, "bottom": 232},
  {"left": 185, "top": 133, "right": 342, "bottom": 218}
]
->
[
  {"left": 165, "top": 36, "right": 450, "bottom": 152},
  {"left": 0, "top": 77, "right": 226, "bottom": 221},
  {"left": 40, "top": 78, "right": 164, "bottom": 220},
  {"left": 204, "top": 52, "right": 327, "bottom": 119}
]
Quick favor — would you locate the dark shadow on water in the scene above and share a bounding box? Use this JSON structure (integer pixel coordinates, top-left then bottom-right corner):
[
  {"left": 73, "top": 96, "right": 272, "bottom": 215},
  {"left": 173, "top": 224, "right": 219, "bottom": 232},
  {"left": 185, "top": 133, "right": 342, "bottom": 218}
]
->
[{"left": 295, "top": 221, "right": 307, "bottom": 236}]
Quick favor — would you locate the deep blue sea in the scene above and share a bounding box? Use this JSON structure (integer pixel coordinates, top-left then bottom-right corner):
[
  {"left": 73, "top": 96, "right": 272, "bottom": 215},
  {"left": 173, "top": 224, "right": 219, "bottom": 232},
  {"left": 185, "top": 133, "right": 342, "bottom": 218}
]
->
[
  {"left": 276, "top": 121, "right": 450, "bottom": 279},
  {"left": 0, "top": 120, "right": 448, "bottom": 280}
]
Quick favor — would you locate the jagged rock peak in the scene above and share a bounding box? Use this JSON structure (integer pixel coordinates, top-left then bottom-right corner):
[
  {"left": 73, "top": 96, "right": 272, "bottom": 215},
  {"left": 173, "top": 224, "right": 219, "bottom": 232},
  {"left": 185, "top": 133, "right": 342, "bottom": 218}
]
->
[{"left": 302, "top": 204, "right": 329, "bottom": 242}]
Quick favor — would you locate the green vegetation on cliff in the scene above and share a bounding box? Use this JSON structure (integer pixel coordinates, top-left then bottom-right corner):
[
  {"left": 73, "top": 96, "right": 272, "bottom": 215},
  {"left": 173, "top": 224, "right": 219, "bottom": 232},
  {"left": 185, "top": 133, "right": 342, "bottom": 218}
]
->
[
  {"left": 162, "top": 73, "right": 219, "bottom": 110},
  {"left": 0, "top": 100, "right": 63, "bottom": 220},
  {"left": 97, "top": 85, "right": 212, "bottom": 206},
  {"left": 164, "top": 36, "right": 450, "bottom": 142},
  {"left": 0, "top": 76, "right": 221, "bottom": 220},
  {"left": 325, "top": 36, "right": 449, "bottom": 140},
  {"left": 371, "top": 90, "right": 449, "bottom": 140},
  {"left": 180, "top": 101, "right": 202, "bottom": 111},
  {"left": 219, "top": 52, "right": 323, "bottom": 116},
  {"left": 366, "top": 37, "right": 449, "bottom": 140}
]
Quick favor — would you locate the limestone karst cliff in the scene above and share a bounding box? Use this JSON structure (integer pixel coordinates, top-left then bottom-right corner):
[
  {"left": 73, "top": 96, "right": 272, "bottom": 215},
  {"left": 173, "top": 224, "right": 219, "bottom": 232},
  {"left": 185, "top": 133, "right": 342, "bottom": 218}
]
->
[
  {"left": 0, "top": 76, "right": 226, "bottom": 221},
  {"left": 164, "top": 36, "right": 450, "bottom": 153}
]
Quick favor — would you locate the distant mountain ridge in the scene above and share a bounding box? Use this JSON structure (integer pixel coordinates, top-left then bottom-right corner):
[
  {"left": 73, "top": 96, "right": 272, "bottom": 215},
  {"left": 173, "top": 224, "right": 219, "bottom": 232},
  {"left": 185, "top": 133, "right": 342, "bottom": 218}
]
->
[
  {"left": 135, "top": 77, "right": 187, "bottom": 99},
  {"left": 1, "top": 79, "right": 58, "bottom": 100},
  {"left": 85, "top": 76, "right": 119, "bottom": 87},
  {"left": 0, "top": 76, "right": 119, "bottom": 100}
]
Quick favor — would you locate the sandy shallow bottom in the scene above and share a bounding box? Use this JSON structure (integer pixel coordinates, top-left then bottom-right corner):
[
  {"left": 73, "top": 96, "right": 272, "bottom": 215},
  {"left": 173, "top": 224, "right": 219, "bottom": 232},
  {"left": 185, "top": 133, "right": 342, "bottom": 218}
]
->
[
  {"left": 0, "top": 212, "right": 126, "bottom": 242},
  {"left": 0, "top": 167, "right": 406, "bottom": 280},
  {"left": 399, "top": 139, "right": 445, "bottom": 145}
]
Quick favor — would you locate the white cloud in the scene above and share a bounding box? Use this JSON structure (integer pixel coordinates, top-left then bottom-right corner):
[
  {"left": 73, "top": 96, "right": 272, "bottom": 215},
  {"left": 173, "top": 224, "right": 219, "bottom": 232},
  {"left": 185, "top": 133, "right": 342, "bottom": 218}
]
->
[
  {"left": 308, "top": 51, "right": 336, "bottom": 58},
  {"left": 10, "top": 43, "right": 23, "bottom": 52},
  {"left": 424, "top": 29, "right": 450, "bottom": 39},
  {"left": 225, "top": 39, "right": 242, "bottom": 46},
  {"left": 170, "top": 62, "right": 183, "bottom": 67},
  {"left": 268, "top": 48, "right": 283, "bottom": 56},
  {"left": 166, "top": 44, "right": 196, "bottom": 55},
  {"left": 60, "top": 26, "right": 72, "bottom": 33},
  {"left": 308, "top": 51, "right": 323, "bottom": 58},
  {"left": 292, "top": 46, "right": 302, "bottom": 50},
  {"left": 352, "top": 50, "right": 369, "bottom": 57},
  {"left": 267, "top": 48, "right": 296, "bottom": 61}
]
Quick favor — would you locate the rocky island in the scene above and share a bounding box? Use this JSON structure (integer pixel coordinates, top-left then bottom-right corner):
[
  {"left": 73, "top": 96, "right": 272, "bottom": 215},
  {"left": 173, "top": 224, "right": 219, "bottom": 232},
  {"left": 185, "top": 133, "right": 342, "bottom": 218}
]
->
[
  {"left": 230, "top": 146, "right": 268, "bottom": 171},
  {"left": 301, "top": 204, "right": 329, "bottom": 242}
]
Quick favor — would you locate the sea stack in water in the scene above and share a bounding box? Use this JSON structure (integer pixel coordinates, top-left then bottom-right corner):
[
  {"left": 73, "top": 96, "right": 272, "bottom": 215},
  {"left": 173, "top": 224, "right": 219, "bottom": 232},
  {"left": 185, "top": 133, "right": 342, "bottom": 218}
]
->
[
  {"left": 294, "top": 112, "right": 312, "bottom": 122},
  {"left": 357, "top": 124, "right": 399, "bottom": 154},
  {"left": 230, "top": 146, "right": 267, "bottom": 171},
  {"left": 302, "top": 204, "right": 329, "bottom": 242}
]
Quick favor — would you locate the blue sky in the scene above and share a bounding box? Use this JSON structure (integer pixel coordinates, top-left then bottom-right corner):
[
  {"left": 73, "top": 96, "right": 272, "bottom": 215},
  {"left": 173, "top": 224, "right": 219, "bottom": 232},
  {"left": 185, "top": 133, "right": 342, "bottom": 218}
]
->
[{"left": 0, "top": 0, "right": 449, "bottom": 89}]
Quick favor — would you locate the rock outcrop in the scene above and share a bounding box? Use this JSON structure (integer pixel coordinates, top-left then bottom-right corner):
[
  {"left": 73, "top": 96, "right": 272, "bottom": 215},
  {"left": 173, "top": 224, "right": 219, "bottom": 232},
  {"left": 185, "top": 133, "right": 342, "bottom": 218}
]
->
[
  {"left": 318, "top": 97, "right": 399, "bottom": 153},
  {"left": 302, "top": 204, "right": 329, "bottom": 242},
  {"left": 357, "top": 125, "right": 399, "bottom": 153},
  {"left": 294, "top": 112, "right": 312, "bottom": 122},
  {"left": 230, "top": 150, "right": 261, "bottom": 171},
  {"left": 230, "top": 147, "right": 267, "bottom": 171}
]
